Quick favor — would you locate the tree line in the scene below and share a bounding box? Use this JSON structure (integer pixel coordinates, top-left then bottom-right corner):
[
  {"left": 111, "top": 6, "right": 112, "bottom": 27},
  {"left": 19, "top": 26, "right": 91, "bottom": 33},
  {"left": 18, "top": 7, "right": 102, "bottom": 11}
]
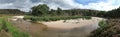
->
[
  {"left": 30, "top": 4, "right": 120, "bottom": 19},
  {"left": 95, "top": 7, "right": 120, "bottom": 18},
  {"left": 0, "top": 4, "right": 119, "bottom": 18},
  {"left": 30, "top": 4, "right": 103, "bottom": 17}
]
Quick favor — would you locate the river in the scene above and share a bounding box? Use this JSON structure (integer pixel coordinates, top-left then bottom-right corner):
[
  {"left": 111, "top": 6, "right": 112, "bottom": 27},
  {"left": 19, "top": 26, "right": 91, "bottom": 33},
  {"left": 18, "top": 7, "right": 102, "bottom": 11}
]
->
[
  {"left": 10, "top": 17, "right": 104, "bottom": 37},
  {"left": 39, "top": 17, "right": 104, "bottom": 37}
]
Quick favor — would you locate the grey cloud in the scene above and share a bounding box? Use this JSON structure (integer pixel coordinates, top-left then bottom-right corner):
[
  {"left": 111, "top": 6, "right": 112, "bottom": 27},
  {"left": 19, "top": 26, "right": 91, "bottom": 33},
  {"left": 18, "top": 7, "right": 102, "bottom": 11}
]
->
[
  {"left": 0, "top": 0, "right": 75, "bottom": 12},
  {"left": 0, "top": 0, "right": 15, "bottom": 3},
  {"left": 37, "top": 0, "right": 75, "bottom": 9},
  {"left": 0, "top": 0, "right": 117, "bottom": 12},
  {"left": 0, "top": 0, "right": 34, "bottom": 11}
]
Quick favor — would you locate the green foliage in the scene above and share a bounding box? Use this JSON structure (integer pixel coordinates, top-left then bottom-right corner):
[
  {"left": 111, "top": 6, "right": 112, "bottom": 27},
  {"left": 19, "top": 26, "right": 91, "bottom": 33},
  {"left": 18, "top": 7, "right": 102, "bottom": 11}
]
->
[
  {"left": 57, "top": 7, "right": 63, "bottom": 15},
  {"left": 1, "top": 20, "right": 8, "bottom": 32},
  {"left": 106, "top": 7, "right": 120, "bottom": 18},
  {"left": 89, "top": 19, "right": 120, "bottom": 37},
  {"left": 4, "top": 21, "right": 29, "bottom": 37},
  {"left": 95, "top": 7, "right": 120, "bottom": 18},
  {"left": 98, "top": 20, "right": 107, "bottom": 29},
  {"left": 30, "top": 4, "right": 102, "bottom": 17},
  {"left": 0, "top": 18, "right": 3, "bottom": 31},
  {"left": 89, "top": 20, "right": 108, "bottom": 37},
  {"left": 31, "top": 4, "right": 49, "bottom": 16},
  {"left": 0, "top": 18, "right": 29, "bottom": 37},
  {"left": 30, "top": 4, "right": 120, "bottom": 19},
  {"left": 24, "top": 15, "right": 91, "bottom": 22},
  {"left": 96, "top": 11, "right": 106, "bottom": 17},
  {"left": 49, "top": 9, "right": 57, "bottom": 16}
]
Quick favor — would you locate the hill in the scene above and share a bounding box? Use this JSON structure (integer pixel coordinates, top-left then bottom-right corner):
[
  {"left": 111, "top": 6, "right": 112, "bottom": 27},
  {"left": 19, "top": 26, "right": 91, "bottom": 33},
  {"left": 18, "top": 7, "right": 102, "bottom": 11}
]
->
[{"left": 0, "top": 9, "right": 24, "bottom": 15}]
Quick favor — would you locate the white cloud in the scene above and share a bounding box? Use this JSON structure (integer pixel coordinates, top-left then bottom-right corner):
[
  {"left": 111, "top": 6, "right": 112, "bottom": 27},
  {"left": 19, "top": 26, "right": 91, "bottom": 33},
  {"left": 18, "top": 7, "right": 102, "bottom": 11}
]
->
[
  {"left": 0, "top": 0, "right": 119, "bottom": 12},
  {"left": 0, "top": 3, "right": 13, "bottom": 9},
  {"left": 38, "top": 0, "right": 120, "bottom": 11},
  {"left": 54, "top": 0, "right": 120, "bottom": 11},
  {"left": 81, "top": 0, "right": 120, "bottom": 11}
]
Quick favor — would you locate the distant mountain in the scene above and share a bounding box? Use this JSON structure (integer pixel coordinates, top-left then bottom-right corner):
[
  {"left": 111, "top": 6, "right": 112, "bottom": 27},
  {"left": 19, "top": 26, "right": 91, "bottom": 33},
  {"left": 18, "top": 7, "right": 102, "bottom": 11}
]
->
[{"left": 0, "top": 9, "right": 24, "bottom": 14}]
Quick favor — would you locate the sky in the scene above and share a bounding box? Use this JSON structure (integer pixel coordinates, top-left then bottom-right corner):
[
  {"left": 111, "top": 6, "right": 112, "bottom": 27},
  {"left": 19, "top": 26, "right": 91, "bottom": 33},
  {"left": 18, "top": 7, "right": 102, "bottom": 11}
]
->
[{"left": 0, "top": 0, "right": 120, "bottom": 12}]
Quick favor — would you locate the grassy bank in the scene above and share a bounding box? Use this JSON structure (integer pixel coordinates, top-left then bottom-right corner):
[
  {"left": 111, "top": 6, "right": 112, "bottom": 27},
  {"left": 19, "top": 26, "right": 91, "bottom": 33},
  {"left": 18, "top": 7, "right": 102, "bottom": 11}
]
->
[
  {"left": 89, "top": 19, "right": 120, "bottom": 37},
  {"left": 24, "top": 15, "right": 91, "bottom": 22},
  {"left": 98, "top": 20, "right": 107, "bottom": 29},
  {"left": 0, "top": 18, "right": 30, "bottom": 37}
]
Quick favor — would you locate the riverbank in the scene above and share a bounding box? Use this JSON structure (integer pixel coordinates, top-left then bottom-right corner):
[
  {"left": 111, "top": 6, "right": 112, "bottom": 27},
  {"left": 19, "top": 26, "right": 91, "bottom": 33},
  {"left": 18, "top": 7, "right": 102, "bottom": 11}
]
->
[
  {"left": 36, "top": 17, "right": 105, "bottom": 37},
  {"left": 42, "top": 17, "right": 104, "bottom": 29},
  {"left": 9, "top": 16, "right": 105, "bottom": 37}
]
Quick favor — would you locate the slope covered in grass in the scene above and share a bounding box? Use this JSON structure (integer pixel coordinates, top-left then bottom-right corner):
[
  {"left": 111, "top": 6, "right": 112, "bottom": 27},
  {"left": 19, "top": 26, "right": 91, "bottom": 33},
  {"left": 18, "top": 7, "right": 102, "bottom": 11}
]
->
[
  {"left": 89, "top": 19, "right": 120, "bottom": 37},
  {"left": 0, "top": 18, "right": 30, "bottom": 37}
]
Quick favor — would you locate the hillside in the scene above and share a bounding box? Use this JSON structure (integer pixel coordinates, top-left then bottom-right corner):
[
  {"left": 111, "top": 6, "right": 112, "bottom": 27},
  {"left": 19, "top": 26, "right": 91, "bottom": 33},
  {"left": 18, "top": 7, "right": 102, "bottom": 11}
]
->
[
  {"left": 89, "top": 7, "right": 120, "bottom": 37},
  {"left": 89, "top": 19, "right": 120, "bottom": 37},
  {"left": 0, "top": 9, "right": 24, "bottom": 15}
]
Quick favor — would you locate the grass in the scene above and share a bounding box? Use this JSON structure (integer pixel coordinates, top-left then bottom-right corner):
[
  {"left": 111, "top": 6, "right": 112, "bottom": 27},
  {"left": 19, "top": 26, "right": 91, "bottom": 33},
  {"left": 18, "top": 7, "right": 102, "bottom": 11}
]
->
[
  {"left": 0, "top": 18, "right": 30, "bottom": 37},
  {"left": 0, "top": 18, "right": 3, "bottom": 31},
  {"left": 24, "top": 15, "right": 91, "bottom": 22},
  {"left": 98, "top": 20, "right": 107, "bottom": 29},
  {"left": 89, "top": 19, "right": 120, "bottom": 37}
]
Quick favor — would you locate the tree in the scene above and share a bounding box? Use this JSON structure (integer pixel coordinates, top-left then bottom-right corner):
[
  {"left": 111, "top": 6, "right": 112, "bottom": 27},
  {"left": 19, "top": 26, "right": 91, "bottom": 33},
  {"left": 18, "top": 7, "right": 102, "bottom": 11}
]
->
[
  {"left": 31, "top": 4, "right": 49, "bottom": 16},
  {"left": 97, "top": 11, "right": 106, "bottom": 17},
  {"left": 57, "top": 7, "right": 63, "bottom": 16},
  {"left": 49, "top": 9, "right": 57, "bottom": 16},
  {"left": 106, "top": 7, "right": 120, "bottom": 18}
]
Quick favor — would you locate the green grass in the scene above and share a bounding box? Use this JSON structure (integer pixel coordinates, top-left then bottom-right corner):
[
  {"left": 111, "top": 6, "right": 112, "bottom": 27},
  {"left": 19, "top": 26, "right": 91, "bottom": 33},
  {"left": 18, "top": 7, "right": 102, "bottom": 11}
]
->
[
  {"left": 24, "top": 15, "right": 91, "bottom": 22},
  {"left": 0, "top": 18, "right": 3, "bottom": 31},
  {"left": 98, "top": 20, "right": 107, "bottom": 29},
  {"left": 89, "top": 19, "right": 120, "bottom": 37},
  {"left": 0, "top": 18, "right": 30, "bottom": 37}
]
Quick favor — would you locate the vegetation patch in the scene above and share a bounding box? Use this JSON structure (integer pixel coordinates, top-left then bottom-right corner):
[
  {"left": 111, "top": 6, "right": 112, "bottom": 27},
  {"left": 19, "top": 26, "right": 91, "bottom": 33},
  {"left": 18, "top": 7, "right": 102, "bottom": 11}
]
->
[
  {"left": 0, "top": 18, "right": 30, "bottom": 37},
  {"left": 89, "top": 19, "right": 120, "bottom": 37},
  {"left": 24, "top": 15, "right": 91, "bottom": 22},
  {"left": 98, "top": 20, "right": 107, "bottom": 29}
]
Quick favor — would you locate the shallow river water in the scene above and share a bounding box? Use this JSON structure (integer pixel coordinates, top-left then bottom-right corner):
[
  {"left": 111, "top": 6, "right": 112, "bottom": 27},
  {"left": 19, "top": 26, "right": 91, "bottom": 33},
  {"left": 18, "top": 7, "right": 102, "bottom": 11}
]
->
[
  {"left": 10, "top": 17, "right": 104, "bottom": 37},
  {"left": 39, "top": 17, "right": 103, "bottom": 37}
]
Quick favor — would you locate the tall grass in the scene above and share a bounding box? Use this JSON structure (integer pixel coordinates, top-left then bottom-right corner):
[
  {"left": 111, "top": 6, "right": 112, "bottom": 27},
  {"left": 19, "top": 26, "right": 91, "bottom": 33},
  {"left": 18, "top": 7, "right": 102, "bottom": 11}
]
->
[
  {"left": 0, "top": 18, "right": 30, "bottom": 37},
  {"left": 24, "top": 15, "right": 91, "bottom": 22},
  {"left": 98, "top": 20, "right": 107, "bottom": 29},
  {"left": 0, "top": 18, "right": 3, "bottom": 31}
]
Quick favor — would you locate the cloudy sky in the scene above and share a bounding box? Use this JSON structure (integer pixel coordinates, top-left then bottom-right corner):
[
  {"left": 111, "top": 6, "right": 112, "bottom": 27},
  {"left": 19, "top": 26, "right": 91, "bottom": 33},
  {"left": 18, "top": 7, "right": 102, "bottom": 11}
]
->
[{"left": 0, "top": 0, "right": 120, "bottom": 12}]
